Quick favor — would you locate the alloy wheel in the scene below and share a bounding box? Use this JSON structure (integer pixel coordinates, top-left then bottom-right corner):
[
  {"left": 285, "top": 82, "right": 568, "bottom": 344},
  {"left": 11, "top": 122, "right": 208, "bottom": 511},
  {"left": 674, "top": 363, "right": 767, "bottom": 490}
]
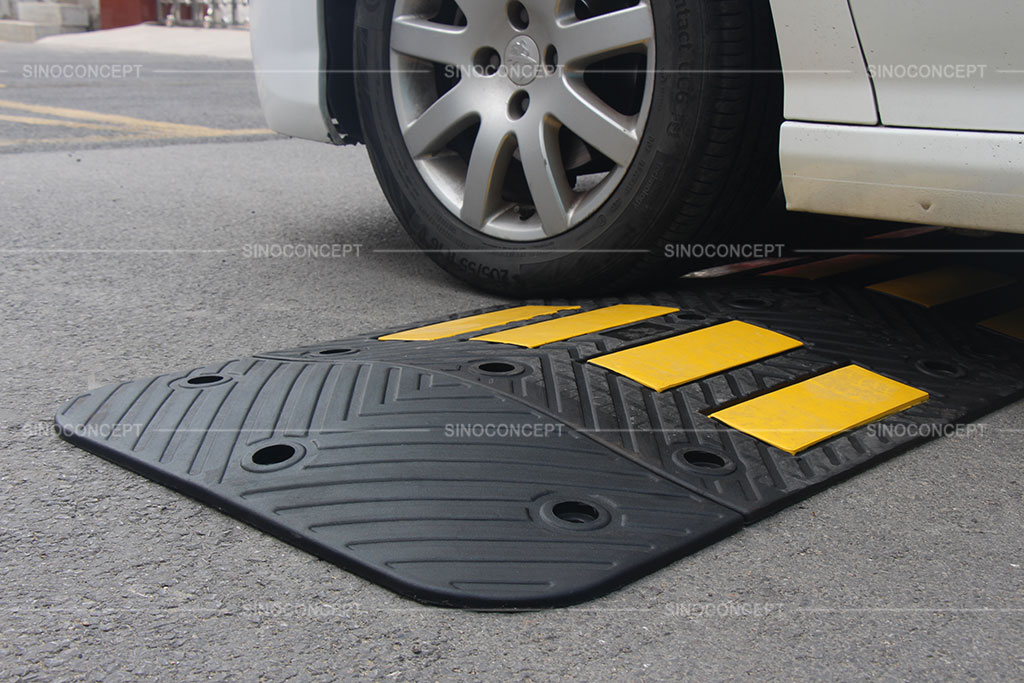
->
[{"left": 389, "top": 0, "right": 656, "bottom": 241}]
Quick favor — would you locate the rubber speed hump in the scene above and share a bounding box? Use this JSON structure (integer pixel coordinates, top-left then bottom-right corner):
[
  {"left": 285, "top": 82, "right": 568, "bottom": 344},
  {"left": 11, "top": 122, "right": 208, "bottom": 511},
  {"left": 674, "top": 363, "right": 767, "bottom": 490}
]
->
[{"left": 56, "top": 273, "right": 1024, "bottom": 608}]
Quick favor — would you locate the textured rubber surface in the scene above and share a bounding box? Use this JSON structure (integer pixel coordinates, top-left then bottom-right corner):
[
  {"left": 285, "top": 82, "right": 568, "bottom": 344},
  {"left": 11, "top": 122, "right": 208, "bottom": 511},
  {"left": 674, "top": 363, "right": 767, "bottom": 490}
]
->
[
  {"left": 57, "top": 271, "right": 1024, "bottom": 608},
  {"left": 56, "top": 359, "right": 742, "bottom": 609}
]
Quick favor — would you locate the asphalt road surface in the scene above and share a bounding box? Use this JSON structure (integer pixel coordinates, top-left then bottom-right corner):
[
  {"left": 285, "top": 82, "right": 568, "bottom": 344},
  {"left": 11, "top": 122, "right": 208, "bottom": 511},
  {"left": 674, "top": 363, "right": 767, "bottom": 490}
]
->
[{"left": 1, "top": 42, "right": 1022, "bottom": 681}]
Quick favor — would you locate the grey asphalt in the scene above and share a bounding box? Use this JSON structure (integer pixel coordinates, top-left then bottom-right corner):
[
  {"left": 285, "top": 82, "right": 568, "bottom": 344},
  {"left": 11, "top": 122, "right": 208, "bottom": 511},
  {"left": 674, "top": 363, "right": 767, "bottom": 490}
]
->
[
  {"left": 0, "top": 44, "right": 273, "bottom": 152},
  {"left": 1, "top": 43, "right": 1022, "bottom": 682}
]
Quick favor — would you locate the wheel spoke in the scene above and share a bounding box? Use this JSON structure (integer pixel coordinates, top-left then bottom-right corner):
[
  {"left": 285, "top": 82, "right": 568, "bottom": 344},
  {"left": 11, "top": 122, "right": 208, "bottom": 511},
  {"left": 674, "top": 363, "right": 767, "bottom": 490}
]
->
[
  {"left": 461, "top": 119, "right": 516, "bottom": 229},
  {"left": 448, "top": 0, "right": 494, "bottom": 28},
  {"left": 389, "top": 0, "right": 655, "bottom": 240},
  {"left": 552, "top": 80, "right": 639, "bottom": 167},
  {"left": 402, "top": 82, "right": 477, "bottom": 158},
  {"left": 391, "top": 16, "right": 470, "bottom": 66},
  {"left": 519, "top": 120, "right": 572, "bottom": 236},
  {"left": 557, "top": 4, "right": 653, "bottom": 66}
]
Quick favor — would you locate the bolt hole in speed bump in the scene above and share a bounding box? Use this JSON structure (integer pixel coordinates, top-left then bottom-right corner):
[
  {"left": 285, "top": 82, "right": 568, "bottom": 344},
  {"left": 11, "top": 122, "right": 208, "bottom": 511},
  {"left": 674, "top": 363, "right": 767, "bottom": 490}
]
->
[
  {"left": 674, "top": 449, "right": 736, "bottom": 476},
  {"left": 187, "top": 375, "right": 223, "bottom": 385},
  {"left": 175, "top": 374, "right": 234, "bottom": 389},
  {"left": 253, "top": 444, "right": 295, "bottom": 465},
  {"left": 471, "top": 360, "right": 526, "bottom": 376},
  {"left": 56, "top": 256, "right": 1024, "bottom": 607},
  {"left": 242, "top": 442, "right": 307, "bottom": 472},
  {"left": 541, "top": 499, "right": 611, "bottom": 531},
  {"left": 314, "top": 348, "right": 356, "bottom": 357}
]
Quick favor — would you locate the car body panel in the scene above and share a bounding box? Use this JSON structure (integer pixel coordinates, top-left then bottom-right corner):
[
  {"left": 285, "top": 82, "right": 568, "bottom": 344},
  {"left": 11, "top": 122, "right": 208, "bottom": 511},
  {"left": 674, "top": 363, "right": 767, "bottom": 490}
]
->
[
  {"left": 250, "top": 0, "right": 335, "bottom": 143},
  {"left": 768, "top": 0, "right": 878, "bottom": 125},
  {"left": 781, "top": 123, "right": 1024, "bottom": 234},
  {"left": 848, "top": 0, "right": 1024, "bottom": 133}
]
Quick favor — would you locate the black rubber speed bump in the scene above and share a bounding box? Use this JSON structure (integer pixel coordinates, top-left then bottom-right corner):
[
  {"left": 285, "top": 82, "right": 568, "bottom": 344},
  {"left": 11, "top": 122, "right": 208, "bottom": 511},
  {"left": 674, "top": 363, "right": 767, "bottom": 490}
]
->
[{"left": 56, "top": 275, "right": 1024, "bottom": 608}]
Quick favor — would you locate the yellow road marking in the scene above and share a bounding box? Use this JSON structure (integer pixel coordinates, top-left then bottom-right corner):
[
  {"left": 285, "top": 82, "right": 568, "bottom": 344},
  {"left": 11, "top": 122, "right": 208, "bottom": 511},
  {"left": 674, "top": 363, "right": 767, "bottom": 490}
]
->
[
  {"left": 867, "top": 265, "right": 1015, "bottom": 308},
  {"left": 0, "top": 113, "right": 130, "bottom": 132},
  {"left": 711, "top": 365, "right": 929, "bottom": 454},
  {"left": 980, "top": 307, "right": 1024, "bottom": 341},
  {"left": 379, "top": 305, "right": 581, "bottom": 341},
  {"left": 590, "top": 321, "right": 803, "bottom": 392},
  {"left": 0, "top": 98, "right": 274, "bottom": 140},
  {"left": 472, "top": 305, "right": 679, "bottom": 348},
  {"left": 0, "top": 134, "right": 156, "bottom": 147}
]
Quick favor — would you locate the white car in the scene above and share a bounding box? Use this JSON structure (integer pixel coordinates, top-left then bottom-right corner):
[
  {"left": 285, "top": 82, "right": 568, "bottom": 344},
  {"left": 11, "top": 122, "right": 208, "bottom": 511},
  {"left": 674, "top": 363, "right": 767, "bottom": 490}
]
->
[{"left": 251, "top": 0, "right": 1024, "bottom": 294}]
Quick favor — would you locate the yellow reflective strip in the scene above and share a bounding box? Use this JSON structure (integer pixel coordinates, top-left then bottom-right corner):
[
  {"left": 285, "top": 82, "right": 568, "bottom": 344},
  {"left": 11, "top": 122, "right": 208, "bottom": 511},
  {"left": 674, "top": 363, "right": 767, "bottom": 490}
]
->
[
  {"left": 763, "top": 255, "right": 897, "bottom": 281},
  {"left": 711, "top": 365, "right": 929, "bottom": 454},
  {"left": 472, "top": 305, "right": 679, "bottom": 348},
  {"left": 980, "top": 307, "right": 1024, "bottom": 341},
  {"left": 867, "top": 265, "right": 1015, "bottom": 308},
  {"left": 379, "top": 305, "right": 580, "bottom": 341},
  {"left": 590, "top": 321, "right": 803, "bottom": 392}
]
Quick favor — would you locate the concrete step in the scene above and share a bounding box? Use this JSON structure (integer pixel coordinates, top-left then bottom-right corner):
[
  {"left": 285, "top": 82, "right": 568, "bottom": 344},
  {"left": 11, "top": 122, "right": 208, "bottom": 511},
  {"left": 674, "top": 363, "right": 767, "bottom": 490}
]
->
[
  {"left": 0, "top": 18, "right": 85, "bottom": 42},
  {"left": 15, "top": 2, "right": 89, "bottom": 28}
]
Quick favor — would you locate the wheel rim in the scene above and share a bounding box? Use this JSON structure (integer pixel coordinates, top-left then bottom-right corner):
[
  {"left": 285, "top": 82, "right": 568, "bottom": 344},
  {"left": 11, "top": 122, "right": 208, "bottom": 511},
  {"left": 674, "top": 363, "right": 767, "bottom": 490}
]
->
[{"left": 390, "top": 0, "right": 656, "bottom": 242}]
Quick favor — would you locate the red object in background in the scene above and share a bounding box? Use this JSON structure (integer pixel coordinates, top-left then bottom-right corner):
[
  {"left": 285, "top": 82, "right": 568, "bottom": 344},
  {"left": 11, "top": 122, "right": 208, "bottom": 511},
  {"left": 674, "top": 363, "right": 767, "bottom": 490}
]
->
[{"left": 100, "top": 0, "right": 158, "bottom": 29}]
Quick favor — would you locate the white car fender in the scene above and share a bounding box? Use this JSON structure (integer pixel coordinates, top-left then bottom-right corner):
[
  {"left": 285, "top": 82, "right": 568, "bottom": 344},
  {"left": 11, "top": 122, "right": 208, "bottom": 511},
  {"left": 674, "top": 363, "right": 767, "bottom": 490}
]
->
[
  {"left": 768, "top": 0, "right": 878, "bottom": 125},
  {"left": 251, "top": 0, "right": 336, "bottom": 143}
]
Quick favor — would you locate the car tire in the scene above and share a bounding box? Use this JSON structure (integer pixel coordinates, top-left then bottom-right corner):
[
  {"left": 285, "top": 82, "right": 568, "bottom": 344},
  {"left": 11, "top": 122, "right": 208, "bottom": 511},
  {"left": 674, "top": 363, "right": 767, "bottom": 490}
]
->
[{"left": 354, "top": 0, "right": 782, "bottom": 296}]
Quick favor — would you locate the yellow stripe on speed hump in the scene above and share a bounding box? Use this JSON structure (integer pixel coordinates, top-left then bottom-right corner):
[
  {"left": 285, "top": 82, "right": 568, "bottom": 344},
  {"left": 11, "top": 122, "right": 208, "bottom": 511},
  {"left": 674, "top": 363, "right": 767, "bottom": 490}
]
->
[
  {"left": 711, "top": 365, "right": 929, "bottom": 454},
  {"left": 590, "top": 321, "right": 803, "bottom": 392},
  {"left": 472, "top": 305, "right": 679, "bottom": 348},
  {"left": 379, "top": 305, "right": 580, "bottom": 341},
  {"left": 867, "top": 265, "right": 1014, "bottom": 308},
  {"left": 979, "top": 307, "right": 1024, "bottom": 341},
  {"left": 763, "top": 254, "right": 897, "bottom": 281}
]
